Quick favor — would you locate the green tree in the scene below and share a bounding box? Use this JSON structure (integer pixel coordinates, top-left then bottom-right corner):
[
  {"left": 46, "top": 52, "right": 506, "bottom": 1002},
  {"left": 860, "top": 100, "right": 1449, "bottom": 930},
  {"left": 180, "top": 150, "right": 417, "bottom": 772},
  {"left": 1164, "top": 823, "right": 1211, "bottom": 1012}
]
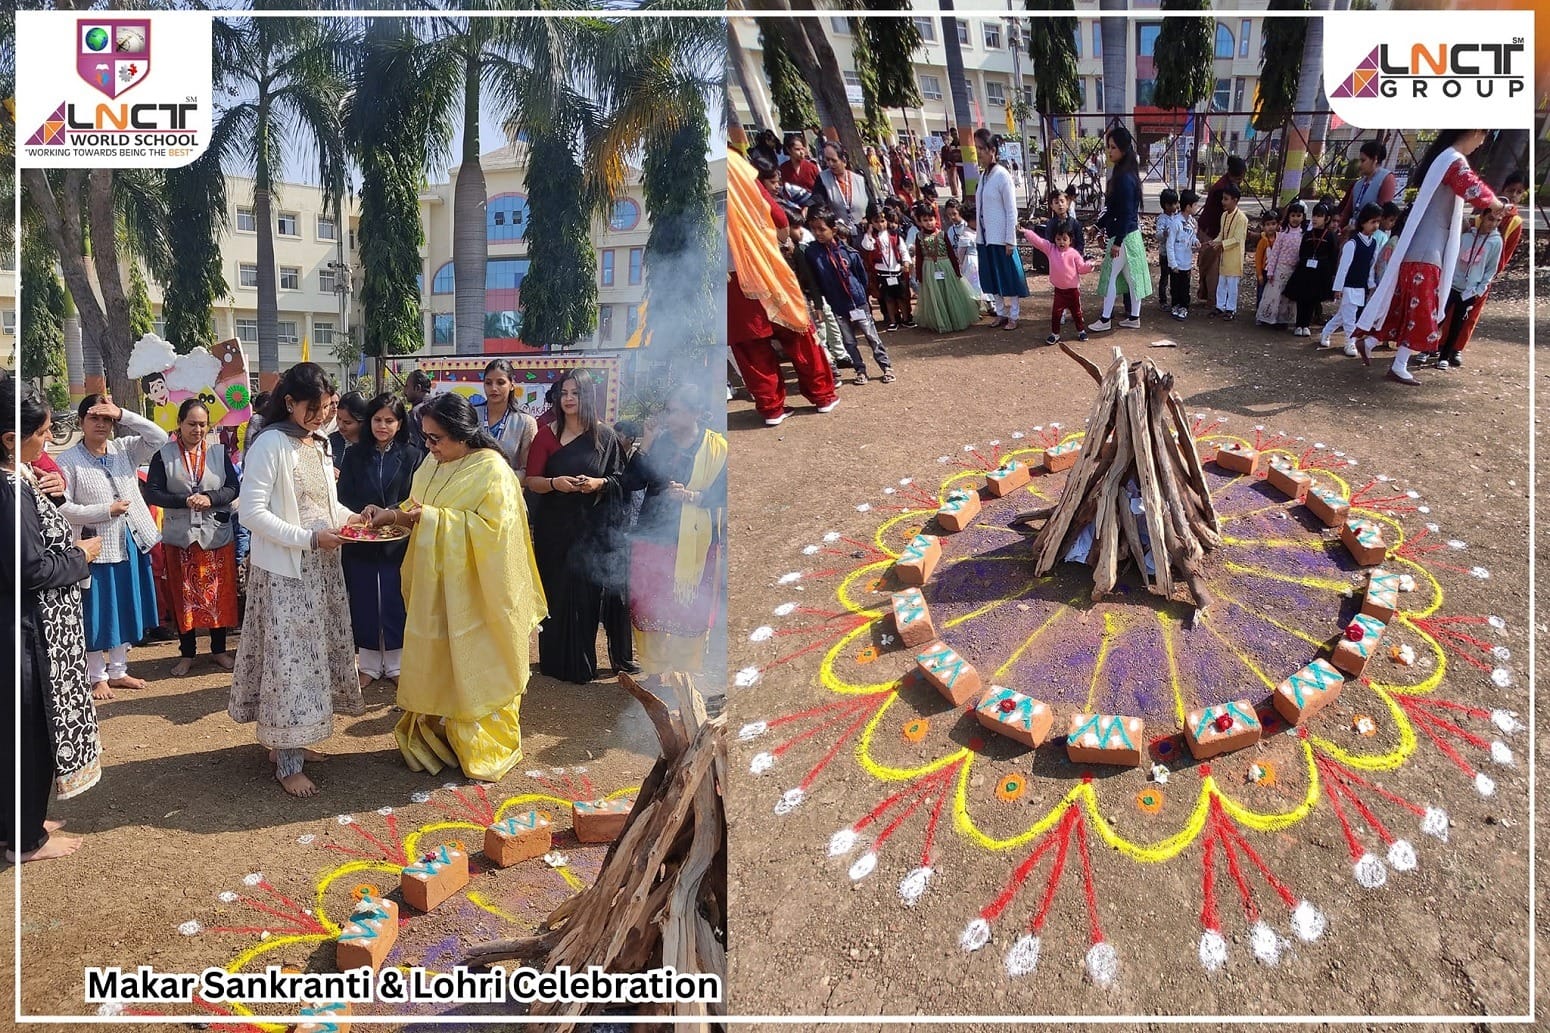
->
[
  {"left": 20, "top": 231, "right": 66, "bottom": 384},
  {"left": 1253, "top": 0, "right": 1309, "bottom": 131},
  {"left": 849, "top": 14, "right": 893, "bottom": 144},
  {"left": 161, "top": 152, "right": 230, "bottom": 354},
  {"left": 211, "top": 10, "right": 350, "bottom": 378},
  {"left": 759, "top": 25, "right": 817, "bottom": 130},
  {"left": 1152, "top": 0, "right": 1214, "bottom": 111},
  {"left": 519, "top": 129, "right": 597, "bottom": 349},
  {"left": 345, "top": 18, "right": 460, "bottom": 363},
  {"left": 127, "top": 262, "right": 155, "bottom": 340},
  {"left": 858, "top": 1, "right": 923, "bottom": 110},
  {"left": 1025, "top": 1, "right": 1081, "bottom": 187}
]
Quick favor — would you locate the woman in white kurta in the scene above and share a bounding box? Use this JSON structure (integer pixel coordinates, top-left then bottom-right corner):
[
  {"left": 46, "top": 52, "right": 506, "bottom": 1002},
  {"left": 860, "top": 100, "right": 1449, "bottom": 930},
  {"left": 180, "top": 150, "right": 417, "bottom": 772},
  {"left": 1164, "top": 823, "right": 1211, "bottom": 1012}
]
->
[
  {"left": 971, "top": 129, "right": 1028, "bottom": 330},
  {"left": 228, "top": 363, "right": 367, "bottom": 798}
]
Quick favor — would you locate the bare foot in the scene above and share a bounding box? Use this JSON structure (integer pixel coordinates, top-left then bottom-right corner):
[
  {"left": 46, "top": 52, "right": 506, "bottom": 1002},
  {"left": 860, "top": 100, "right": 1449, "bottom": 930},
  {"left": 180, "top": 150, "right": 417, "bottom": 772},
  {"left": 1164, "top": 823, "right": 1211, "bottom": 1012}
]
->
[
  {"left": 269, "top": 748, "right": 331, "bottom": 764},
  {"left": 277, "top": 772, "right": 319, "bottom": 797},
  {"left": 212, "top": 653, "right": 235, "bottom": 671},
  {"left": 90, "top": 681, "right": 114, "bottom": 701},
  {"left": 107, "top": 674, "right": 146, "bottom": 690},
  {"left": 170, "top": 658, "right": 194, "bottom": 677},
  {"left": 358, "top": 672, "right": 374, "bottom": 690},
  {"left": 7, "top": 835, "right": 84, "bottom": 862},
  {"left": 44, "top": 819, "right": 66, "bottom": 833}
]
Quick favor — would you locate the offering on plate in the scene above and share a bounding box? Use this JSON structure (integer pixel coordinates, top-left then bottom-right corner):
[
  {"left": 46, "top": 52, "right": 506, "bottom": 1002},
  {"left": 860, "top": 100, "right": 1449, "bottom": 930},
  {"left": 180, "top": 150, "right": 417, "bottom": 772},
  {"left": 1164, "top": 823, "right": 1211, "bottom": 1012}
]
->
[{"left": 338, "top": 523, "right": 410, "bottom": 542}]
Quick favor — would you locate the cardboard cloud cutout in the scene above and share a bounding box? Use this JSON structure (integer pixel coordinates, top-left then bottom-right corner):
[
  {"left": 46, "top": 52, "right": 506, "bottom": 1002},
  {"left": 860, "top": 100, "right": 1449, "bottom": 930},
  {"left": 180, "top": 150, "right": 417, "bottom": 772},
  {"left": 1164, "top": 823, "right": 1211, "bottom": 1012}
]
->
[{"left": 134, "top": 334, "right": 252, "bottom": 434}]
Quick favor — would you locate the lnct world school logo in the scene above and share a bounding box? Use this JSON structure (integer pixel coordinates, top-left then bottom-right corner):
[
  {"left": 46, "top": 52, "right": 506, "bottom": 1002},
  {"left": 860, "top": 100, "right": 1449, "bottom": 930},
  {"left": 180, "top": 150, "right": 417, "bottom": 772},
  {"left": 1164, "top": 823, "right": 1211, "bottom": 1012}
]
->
[{"left": 77, "top": 19, "right": 151, "bottom": 99}]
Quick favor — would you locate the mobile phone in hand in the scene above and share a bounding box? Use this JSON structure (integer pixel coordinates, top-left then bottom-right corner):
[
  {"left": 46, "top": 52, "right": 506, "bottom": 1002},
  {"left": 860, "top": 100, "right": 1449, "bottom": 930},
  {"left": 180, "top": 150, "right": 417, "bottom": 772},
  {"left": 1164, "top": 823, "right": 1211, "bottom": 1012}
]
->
[{"left": 79, "top": 527, "right": 98, "bottom": 540}]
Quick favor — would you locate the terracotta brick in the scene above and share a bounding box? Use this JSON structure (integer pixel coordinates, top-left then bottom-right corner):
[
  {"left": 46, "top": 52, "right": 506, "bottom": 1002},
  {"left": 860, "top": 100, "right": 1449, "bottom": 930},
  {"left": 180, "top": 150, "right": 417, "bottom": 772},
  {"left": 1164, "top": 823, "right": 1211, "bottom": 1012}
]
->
[
  {"left": 1265, "top": 459, "right": 1311, "bottom": 502},
  {"left": 334, "top": 895, "right": 398, "bottom": 972},
  {"left": 573, "top": 797, "right": 634, "bottom": 844},
  {"left": 936, "top": 487, "right": 981, "bottom": 532},
  {"left": 1183, "top": 700, "right": 1263, "bottom": 760},
  {"left": 1362, "top": 569, "right": 1402, "bottom": 623},
  {"left": 1305, "top": 485, "right": 1350, "bottom": 527},
  {"left": 1043, "top": 440, "right": 1081, "bottom": 473},
  {"left": 1340, "top": 517, "right": 1388, "bottom": 566},
  {"left": 894, "top": 534, "right": 942, "bottom": 586},
  {"left": 890, "top": 587, "right": 936, "bottom": 648},
  {"left": 483, "top": 809, "right": 553, "bottom": 868},
  {"left": 294, "top": 999, "right": 352, "bottom": 1033},
  {"left": 985, "top": 459, "right": 1032, "bottom": 497},
  {"left": 1065, "top": 713, "right": 1145, "bottom": 767},
  {"left": 1273, "top": 658, "right": 1346, "bottom": 725},
  {"left": 1214, "top": 443, "right": 1259, "bottom": 475},
  {"left": 974, "top": 686, "right": 1054, "bottom": 749},
  {"left": 400, "top": 843, "right": 469, "bottom": 913},
  {"left": 1332, "top": 612, "right": 1387, "bottom": 678},
  {"left": 916, "top": 640, "right": 983, "bottom": 706}
]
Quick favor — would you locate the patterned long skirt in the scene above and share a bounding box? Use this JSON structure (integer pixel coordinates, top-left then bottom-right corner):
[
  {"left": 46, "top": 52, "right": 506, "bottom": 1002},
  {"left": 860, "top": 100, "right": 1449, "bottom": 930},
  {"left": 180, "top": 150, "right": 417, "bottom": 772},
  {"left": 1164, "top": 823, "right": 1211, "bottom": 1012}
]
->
[
  {"left": 1371, "top": 261, "right": 1445, "bottom": 354},
  {"left": 229, "top": 550, "right": 363, "bottom": 750},
  {"left": 163, "top": 542, "right": 239, "bottom": 635}
]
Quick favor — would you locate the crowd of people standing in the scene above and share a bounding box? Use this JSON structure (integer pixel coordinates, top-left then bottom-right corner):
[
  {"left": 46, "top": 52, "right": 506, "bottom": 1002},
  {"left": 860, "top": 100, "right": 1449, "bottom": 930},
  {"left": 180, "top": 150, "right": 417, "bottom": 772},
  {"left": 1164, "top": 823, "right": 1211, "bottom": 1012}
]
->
[{"left": 4, "top": 356, "right": 727, "bottom": 852}]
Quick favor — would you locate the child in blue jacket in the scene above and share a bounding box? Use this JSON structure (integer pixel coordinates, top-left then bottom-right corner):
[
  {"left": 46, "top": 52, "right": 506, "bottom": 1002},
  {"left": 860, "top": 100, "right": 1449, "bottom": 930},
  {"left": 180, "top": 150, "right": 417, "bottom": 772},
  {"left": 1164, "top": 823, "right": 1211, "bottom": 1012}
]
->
[{"left": 803, "top": 208, "right": 896, "bottom": 385}]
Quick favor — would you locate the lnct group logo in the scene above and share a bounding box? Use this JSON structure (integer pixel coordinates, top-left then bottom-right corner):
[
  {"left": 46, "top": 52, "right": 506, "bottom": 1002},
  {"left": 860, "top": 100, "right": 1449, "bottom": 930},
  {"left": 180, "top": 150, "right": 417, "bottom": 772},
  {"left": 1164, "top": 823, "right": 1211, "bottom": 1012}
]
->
[{"left": 1332, "top": 40, "right": 1526, "bottom": 101}]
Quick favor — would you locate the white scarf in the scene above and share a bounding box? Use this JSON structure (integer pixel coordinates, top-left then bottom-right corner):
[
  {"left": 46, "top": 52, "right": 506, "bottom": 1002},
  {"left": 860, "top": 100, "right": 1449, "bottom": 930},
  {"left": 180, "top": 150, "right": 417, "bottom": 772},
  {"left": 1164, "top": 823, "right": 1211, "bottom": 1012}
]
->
[{"left": 1358, "top": 147, "right": 1464, "bottom": 331}]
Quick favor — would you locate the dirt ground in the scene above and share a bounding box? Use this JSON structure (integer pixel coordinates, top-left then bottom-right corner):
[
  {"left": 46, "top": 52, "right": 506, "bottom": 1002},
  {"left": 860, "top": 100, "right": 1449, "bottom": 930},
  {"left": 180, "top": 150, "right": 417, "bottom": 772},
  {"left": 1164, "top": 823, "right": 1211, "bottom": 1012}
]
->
[
  {"left": 1, "top": 629, "right": 664, "bottom": 1027},
  {"left": 724, "top": 258, "right": 1540, "bottom": 1025}
]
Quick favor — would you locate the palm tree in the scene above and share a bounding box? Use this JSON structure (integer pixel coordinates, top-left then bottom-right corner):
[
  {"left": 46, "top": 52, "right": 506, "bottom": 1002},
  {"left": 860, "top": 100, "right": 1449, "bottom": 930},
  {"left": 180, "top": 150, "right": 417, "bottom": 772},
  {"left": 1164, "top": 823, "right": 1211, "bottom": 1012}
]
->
[
  {"left": 210, "top": 10, "right": 350, "bottom": 382},
  {"left": 161, "top": 151, "right": 231, "bottom": 354},
  {"left": 1280, "top": 0, "right": 1331, "bottom": 203},
  {"left": 939, "top": 0, "right": 973, "bottom": 136},
  {"left": 586, "top": 14, "right": 723, "bottom": 358},
  {"left": 1025, "top": 1, "right": 1081, "bottom": 190},
  {"left": 1099, "top": 0, "right": 1129, "bottom": 126}
]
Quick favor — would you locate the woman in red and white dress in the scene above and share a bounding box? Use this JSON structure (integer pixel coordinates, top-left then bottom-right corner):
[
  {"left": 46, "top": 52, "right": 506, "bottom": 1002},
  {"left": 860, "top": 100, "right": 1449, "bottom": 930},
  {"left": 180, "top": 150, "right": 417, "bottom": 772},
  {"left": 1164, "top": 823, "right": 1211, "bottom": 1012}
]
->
[{"left": 1355, "top": 129, "right": 1505, "bottom": 385}]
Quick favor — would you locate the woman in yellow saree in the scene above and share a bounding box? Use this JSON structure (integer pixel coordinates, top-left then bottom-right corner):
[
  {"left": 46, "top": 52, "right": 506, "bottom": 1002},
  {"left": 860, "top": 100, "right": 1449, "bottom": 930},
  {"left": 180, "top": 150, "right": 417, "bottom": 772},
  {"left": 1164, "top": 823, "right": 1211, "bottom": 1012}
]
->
[{"left": 364, "top": 392, "right": 545, "bottom": 782}]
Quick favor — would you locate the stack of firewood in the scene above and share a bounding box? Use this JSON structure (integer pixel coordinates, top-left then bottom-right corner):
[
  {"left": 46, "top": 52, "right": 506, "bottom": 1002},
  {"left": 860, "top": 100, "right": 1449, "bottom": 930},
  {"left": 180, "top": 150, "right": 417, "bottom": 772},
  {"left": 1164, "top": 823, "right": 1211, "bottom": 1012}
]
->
[
  {"left": 465, "top": 673, "right": 727, "bottom": 1030},
  {"left": 1022, "top": 346, "right": 1222, "bottom": 610}
]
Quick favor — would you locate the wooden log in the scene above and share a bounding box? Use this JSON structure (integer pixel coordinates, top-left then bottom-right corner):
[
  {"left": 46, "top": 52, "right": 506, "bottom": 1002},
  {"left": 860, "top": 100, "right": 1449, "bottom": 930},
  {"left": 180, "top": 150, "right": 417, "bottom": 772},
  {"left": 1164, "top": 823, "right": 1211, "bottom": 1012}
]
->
[
  {"left": 1033, "top": 356, "right": 1127, "bottom": 573},
  {"left": 1090, "top": 386, "right": 1136, "bottom": 598},
  {"left": 1165, "top": 391, "right": 1221, "bottom": 532},
  {"left": 1060, "top": 341, "right": 1104, "bottom": 384},
  {"left": 1125, "top": 363, "right": 1174, "bottom": 598},
  {"left": 1145, "top": 370, "right": 1205, "bottom": 569}
]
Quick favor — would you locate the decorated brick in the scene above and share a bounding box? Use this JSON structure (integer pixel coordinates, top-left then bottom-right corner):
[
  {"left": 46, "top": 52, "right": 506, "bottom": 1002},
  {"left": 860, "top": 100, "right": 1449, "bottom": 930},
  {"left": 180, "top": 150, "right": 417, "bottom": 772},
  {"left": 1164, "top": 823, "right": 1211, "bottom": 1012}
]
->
[
  {"left": 334, "top": 894, "right": 398, "bottom": 972},
  {"left": 1214, "top": 443, "right": 1259, "bottom": 475},
  {"left": 1183, "top": 700, "right": 1262, "bottom": 760},
  {"left": 890, "top": 587, "right": 936, "bottom": 648},
  {"left": 1273, "top": 658, "right": 1345, "bottom": 725},
  {"left": 1332, "top": 612, "right": 1387, "bottom": 677},
  {"left": 1043, "top": 439, "right": 1081, "bottom": 473},
  {"left": 574, "top": 797, "right": 633, "bottom": 844},
  {"left": 936, "top": 487, "right": 982, "bottom": 533},
  {"left": 1362, "top": 569, "right": 1402, "bottom": 623},
  {"left": 916, "top": 641, "right": 983, "bottom": 706},
  {"left": 400, "top": 843, "right": 469, "bottom": 913},
  {"left": 483, "top": 809, "right": 553, "bottom": 868},
  {"left": 1340, "top": 517, "right": 1388, "bottom": 566},
  {"left": 974, "top": 686, "right": 1054, "bottom": 749},
  {"left": 985, "top": 459, "right": 1032, "bottom": 497},
  {"left": 894, "top": 534, "right": 942, "bottom": 586},
  {"left": 1305, "top": 485, "right": 1350, "bottom": 527},
  {"left": 1265, "top": 459, "right": 1311, "bottom": 503},
  {"left": 294, "top": 999, "right": 352, "bottom": 1033},
  {"left": 1065, "top": 713, "right": 1145, "bottom": 767}
]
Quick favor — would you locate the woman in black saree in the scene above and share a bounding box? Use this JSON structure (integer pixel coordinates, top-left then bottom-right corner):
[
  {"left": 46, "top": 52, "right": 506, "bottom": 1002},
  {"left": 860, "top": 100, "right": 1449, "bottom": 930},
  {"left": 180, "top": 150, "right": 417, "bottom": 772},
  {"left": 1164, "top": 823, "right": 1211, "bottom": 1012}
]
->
[{"left": 523, "top": 369, "right": 632, "bottom": 683}]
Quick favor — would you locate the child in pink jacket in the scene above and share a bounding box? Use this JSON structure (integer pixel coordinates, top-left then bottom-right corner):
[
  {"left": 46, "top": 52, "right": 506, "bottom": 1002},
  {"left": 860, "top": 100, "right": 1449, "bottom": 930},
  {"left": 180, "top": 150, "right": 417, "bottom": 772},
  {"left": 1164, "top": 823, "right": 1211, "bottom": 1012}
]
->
[{"left": 1022, "top": 219, "right": 1098, "bottom": 345}]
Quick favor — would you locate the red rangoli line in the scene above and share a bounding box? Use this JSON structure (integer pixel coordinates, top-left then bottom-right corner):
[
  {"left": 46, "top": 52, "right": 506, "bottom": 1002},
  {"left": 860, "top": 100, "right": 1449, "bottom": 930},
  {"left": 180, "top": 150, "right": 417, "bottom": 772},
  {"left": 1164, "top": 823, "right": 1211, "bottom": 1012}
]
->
[
  {"left": 920, "top": 778, "right": 952, "bottom": 868},
  {"left": 1407, "top": 709, "right": 1479, "bottom": 779},
  {"left": 764, "top": 619, "right": 871, "bottom": 670},
  {"left": 1218, "top": 818, "right": 1299, "bottom": 910},
  {"left": 841, "top": 535, "right": 891, "bottom": 557},
  {"left": 791, "top": 606, "right": 854, "bottom": 620},
  {"left": 1324, "top": 768, "right": 1395, "bottom": 846},
  {"left": 208, "top": 924, "right": 302, "bottom": 936},
  {"left": 799, "top": 702, "right": 889, "bottom": 792},
  {"left": 869, "top": 787, "right": 936, "bottom": 854},
  {"left": 241, "top": 897, "right": 323, "bottom": 934},
  {"left": 255, "top": 878, "right": 311, "bottom": 917},
  {"left": 1071, "top": 811, "right": 1104, "bottom": 945},
  {"left": 1406, "top": 694, "right": 1493, "bottom": 722},
  {"left": 1320, "top": 767, "right": 1370, "bottom": 862},
  {"left": 1214, "top": 815, "right": 1261, "bottom": 925},
  {"left": 1347, "top": 478, "right": 1380, "bottom": 503},
  {"left": 1028, "top": 811, "right": 1077, "bottom": 934},
  {"left": 1420, "top": 615, "right": 1490, "bottom": 626},
  {"left": 981, "top": 815, "right": 1066, "bottom": 922},
  {"left": 1200, "top": 829, "right": 1222, "bottom": 933},
  {"left": 851, "top": 765, "right": 956, "bottom": 833},
  {"left": 1316, "top": 755, "right": 1426, "bottom": 817},
  {"left": 1399, "top": 698, "right": 1493, "bottom": 752},
  {"left": 344, "top": 821, "right": 404, "bottom": 864},
  {"left": 772, "top": 698, "right": 875, "bottom": 758},
  {"left": 581, "top": 775, "right": 596, "bottom": 800},
  {"left": 766, "top": 693, "right": 884, "bottom": 730}
]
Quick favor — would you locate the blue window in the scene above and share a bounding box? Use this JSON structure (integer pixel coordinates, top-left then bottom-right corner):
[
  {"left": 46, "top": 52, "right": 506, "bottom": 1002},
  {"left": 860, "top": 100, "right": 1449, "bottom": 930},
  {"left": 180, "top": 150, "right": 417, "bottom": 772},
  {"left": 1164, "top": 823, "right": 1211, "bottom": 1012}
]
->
[
  {"left": 609, "top": 198, "right": 641, "bottom": 232},
  {"left": 628, "top": 247, "right": 643, "bottom": 286},
  {"left": 1092, "top": 23, "right": 1101, "bottom": 59},
  {"left": 626, "top": 304, "right": 639, "bottom": 338},
  {"left": 432, "top": 313, "right": 454, "bottom": 344},
  {"left": 1072, "top": 25, "right": 1081, "bottom": 58},
  {"left": 431, "top": 262, "right": 454, "bottom": 294},
  {"left": 1139, "top": 24, "right": 1160, "bottom": 59},
  {"left": 487, "top": 194, "right": 529, "bottom": 241},
  {"left": 487, "top": 258, "right": 530, "bottom": 290},
  {"left": 1215, "top": 24, "right": 1234, "bottom": 60},
  {"left": 416, "top": 273, "right": 423, "bottom": 295},
  {"left": 601, "top": 250, "right": 615, "bottom": 286}
]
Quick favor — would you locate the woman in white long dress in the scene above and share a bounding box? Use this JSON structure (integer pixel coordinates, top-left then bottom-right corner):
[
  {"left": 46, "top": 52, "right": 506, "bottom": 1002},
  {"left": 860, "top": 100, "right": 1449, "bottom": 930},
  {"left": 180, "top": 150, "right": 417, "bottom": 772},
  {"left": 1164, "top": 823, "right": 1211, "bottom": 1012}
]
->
[{"left": 971, "top": 129, "right": 1028, "bottom": 331}]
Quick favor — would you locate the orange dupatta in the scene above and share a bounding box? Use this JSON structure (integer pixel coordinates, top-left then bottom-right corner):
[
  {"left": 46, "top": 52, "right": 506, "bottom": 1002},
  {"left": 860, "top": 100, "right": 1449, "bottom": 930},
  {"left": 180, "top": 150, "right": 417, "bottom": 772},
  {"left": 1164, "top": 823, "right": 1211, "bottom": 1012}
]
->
[{"left": 727, "top": 150, "right": 810, "bottom": 334}]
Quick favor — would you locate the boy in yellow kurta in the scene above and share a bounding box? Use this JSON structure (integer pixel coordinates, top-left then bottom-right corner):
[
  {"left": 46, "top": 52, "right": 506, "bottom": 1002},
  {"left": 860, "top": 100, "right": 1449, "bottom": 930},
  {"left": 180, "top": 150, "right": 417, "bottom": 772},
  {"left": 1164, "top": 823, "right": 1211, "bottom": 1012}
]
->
[
  {"left": 1214, "top": 184, "right": 1249, "bottom": 320},
  {"left": 385, "top": 445, "right": 546, "bottom": 782}
]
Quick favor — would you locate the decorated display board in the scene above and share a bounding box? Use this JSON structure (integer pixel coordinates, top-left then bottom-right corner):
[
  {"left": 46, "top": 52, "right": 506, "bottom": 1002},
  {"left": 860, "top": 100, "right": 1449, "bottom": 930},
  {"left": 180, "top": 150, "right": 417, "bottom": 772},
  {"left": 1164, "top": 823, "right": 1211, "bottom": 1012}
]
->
[
  {"left": 128, "top": 334, "right": 253, "bottom": 449},
  {"left": 414, "top": 355, "right": 621, "bottom": 423}
]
